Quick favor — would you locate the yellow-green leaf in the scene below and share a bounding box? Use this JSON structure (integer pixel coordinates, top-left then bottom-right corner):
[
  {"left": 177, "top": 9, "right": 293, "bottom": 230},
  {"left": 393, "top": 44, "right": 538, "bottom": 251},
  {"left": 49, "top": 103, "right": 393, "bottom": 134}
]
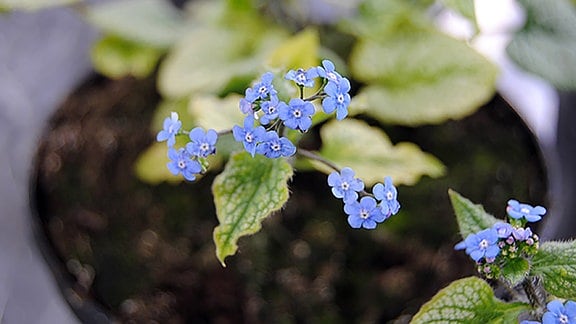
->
[
  {"left": 85, "top": 0, "right": 185, "bottom": 49},
  {"left": 212, "top": 151, "right": 293, "bottom": 266},
  {"left": 349, "top": 30, "right": 497, "bottom": 125},
  {"left": 134, "top": 142, "right": 181, "bottom": 185},
  {"left": 411, "top": 277, "right": 528, "bottom": 323},
  {"left": 311, "top": 119, "right": 444, "bottom": 186},
  {"left": 188, "top": 94, "right": 245, "bottom": 131},
  {"left": 266, "top": 27, "right": 320, "bottom": 70},
  {"left": 91, "top": 35, "right": 161, "bottom": 79},
  {"left": 0, "top": 0, "right": 77, "bottom": 10}
]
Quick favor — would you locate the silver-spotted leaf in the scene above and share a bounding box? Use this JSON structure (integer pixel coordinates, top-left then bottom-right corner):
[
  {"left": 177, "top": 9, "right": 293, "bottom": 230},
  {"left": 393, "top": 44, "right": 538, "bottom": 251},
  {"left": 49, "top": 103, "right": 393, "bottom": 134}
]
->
[
  {"left": 449, "top": 189, "right": 499, "bottom": 239},
  {"left": 411, "top": 277, "right": 529, "bottom": 323},
  {"left": 212, "top": 151, "right": 293, "bottom": 266},
  {"left": 532, "top": 240, "right": 576, "bottom": 299},
  {"left": 501, "top": 258, "right": 530, "bottom": 288},
  {"left": 312, "top": 119, "right": 444, "bottom": 186}
]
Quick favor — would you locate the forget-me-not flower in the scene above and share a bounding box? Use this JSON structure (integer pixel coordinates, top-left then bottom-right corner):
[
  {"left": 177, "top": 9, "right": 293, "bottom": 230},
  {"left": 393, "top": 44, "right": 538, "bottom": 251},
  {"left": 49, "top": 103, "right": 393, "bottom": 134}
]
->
[
  {"left": 278, "top": 98, "right": 315, "bottom": 132},
  {"left": 260, "top": 96, "right": 280, "bottom": 125},
  {"left": 317, "top": 59, "right": 342, "bottom": 84},
  {"left": 492, "top": 222, "right": 514, "bottom": 238},
  {"left": 327, "top": 167, "right": 365, "bottom": 203},
  {"left": 543, "top": 300, "right": 576, "bottom": 324},
  {"left": 512, "top": 227, "right": 533, "bottom": 241},
  {"left": 167, "top": 147, "right": 202, "bottom": 181},
  {"left": 507, "top": 199, "right": 547, "bottom": 222},
  {"left": 372, "top": 176, "right": 400, "bottom": 216},
  {"left": 322, "top": 77, "right": 351, "bottom": 120},
  {"left": 344, "top": 196, "right": 385, "bottom": 229},
  {"left": 285, "top": 67, "right": 319, "bottom": 88},
  {"left": 455, "top": 228, "right": 501, "bottom": 262},
  {"left": 256, "top": 131, "right": 296, "bottom": 158},
  {"left": 156, "top": 112, "right": 181, "bottom": 147},
  {"left": 232, "top": 116, "right": 266, "bottom": 157},
  {"left": 245, "top": 72, "right": 277, "bottom": 102},
  {"left": 186, "top": 127, "right": 218, "bottom": 158}
]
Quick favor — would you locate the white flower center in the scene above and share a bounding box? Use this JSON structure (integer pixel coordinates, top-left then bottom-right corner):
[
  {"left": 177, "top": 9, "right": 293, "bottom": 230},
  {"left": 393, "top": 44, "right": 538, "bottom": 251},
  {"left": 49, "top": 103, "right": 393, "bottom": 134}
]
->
[
  {"left": 178, "top": 160, "right": 186, "bottom": 169},
  {"left": 258, "top": 86, "right": 267, "bottom": 95},
  {"left": 337, "top": 94, "right": 345, "bottom": 104},
  {"left": 340, "top": 181, "right": 350, "bottom": 191},
  {"left": 479, "top": 239, "right": 489, "bottom": 249},
  {"left": 200, "top": 143, "right": 210, "bottom": 152},
  {"left": 327, "top": 72, "right": 337, "bottom": 82},
  {"left": 520, "top": 207, "right": 530, "bottom": 214},
  {"left": 271, "top": 142, "right": 281, "bottom": 151},
  {"left": 293, "top": 109, "right": 302, "bottom": 118},
  {"left": 245, "top": 133, "right": 253, "bottom": 143},
  {"left": 386, "top": 190, "right": 394, "bottom": 200},
  {"left": 267, "top": 106, "right": 276, "bottom": 114},
  {"left": 559, "top": 314, "right": 569, "bottom": 324},
  {"left": 360, "top": 209, "right": 370, "bottom": 219}
]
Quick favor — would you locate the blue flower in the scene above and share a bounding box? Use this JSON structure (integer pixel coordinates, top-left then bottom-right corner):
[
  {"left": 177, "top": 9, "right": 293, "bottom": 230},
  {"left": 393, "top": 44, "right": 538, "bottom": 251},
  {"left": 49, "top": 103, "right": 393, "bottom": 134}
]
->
[
  {"left": 492, "top": 222, "right": 513, "bottom": 238},
  {"left": 317, "top": 59, "right": 342, "bottom": 84},
  {"left": 372, "top": 176, "right": 400, "bottom": 216},
  {"left": 512, "top": 227, "right": 533, "bottom": 241},
  {"left": 186, "top": 127, "right": 218, "bottom": 158},
  {"left": 255, "top": 131, "right": 296, "bottom": 158},
  {"left": 239, "top": 98, "right": 253, "bottom": 115},
  {"left": 278, "top": 98, "right": 315, "bottom": 131},
  {"left": 327, "top": 167, "right": 365, "bottom": 203},
  {"left": 167, "top": 147, "right": 202, "bottom": 181},
  {"left": 520, "top": 321, "right": 541, "bottom": 324},
  {"left": 285, "top": 67, "right": 319, "bottom": 88},
  {"left": 543, "top": 300, "right": 576, "bottom": 324},
  {"left": 232, "top": 116, "right": 266, "bottom": 157},
  {"left": 260, "top": 96, "right": 280, "bottom": 125},
  {"left": 156, "top": 112, "right": 181, "bottom": 147},
  {"left": 506, "top": 199, "right": 546, "bottom": 222},
  {"left": 454, "top": 228, "right": 500, "bottom": 262},
  {"left": 322, "top": 77, "right": 351, "bottom": 120},
  {"left": 245, "top": 72, "right": 277, "bottom": 102},
  {"left": 344, "top": 196, "right": 385, "bottom": 229}
]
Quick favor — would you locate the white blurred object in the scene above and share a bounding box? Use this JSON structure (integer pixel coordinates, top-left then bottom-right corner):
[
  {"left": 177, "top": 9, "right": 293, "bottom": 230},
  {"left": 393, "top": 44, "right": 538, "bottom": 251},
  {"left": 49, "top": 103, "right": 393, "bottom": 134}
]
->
[{"left": 436, "top": 0, "right": 559, "bottom": 147}]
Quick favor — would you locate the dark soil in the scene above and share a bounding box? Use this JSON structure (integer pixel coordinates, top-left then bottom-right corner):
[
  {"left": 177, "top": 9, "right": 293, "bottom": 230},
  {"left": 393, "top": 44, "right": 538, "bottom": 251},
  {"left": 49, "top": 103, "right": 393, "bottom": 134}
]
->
[{"left": 33, "top": 75, "right": 547, "bottom": 323}]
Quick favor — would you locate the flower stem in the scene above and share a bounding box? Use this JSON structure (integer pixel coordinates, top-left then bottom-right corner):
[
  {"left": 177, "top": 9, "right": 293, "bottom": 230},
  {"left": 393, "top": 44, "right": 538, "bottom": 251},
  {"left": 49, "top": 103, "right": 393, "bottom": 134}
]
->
[{"left": 296, "top": 148, "right": 340, "bottom": 173}]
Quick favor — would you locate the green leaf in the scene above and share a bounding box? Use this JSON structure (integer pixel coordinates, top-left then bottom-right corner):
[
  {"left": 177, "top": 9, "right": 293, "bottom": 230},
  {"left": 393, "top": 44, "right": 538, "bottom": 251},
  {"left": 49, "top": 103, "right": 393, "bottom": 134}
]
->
[
  {"left": 85, "top": 0, "right": 186, "bottom": 49},
  {"left": 158, "top": 26, "right": 286, "bottom": 98},
  {"left": 411, "top": 277, "right": 529, "bottom": 323},
  {"left": 349, "top": 30, "right": 497, "bottom": 125},
  {"left": 501, "top": 258, "right": 530, "bottom": 288},
  {"left": 531, "top": 240, "right": 576, "bottom": 299},
  {"left": 212, "top": 151, "right": 293, "bottom": 266},
  {"left": 507, "top": 0, "right": 576, "bottom": 90},
  {"left": 91, "top": 35, "right": 161, "bottom": 79},
  {"left": 310, "top": 119, "right": 445, "bottom": 186},
  {"left": 0, "top": 0, "right": 77, "bottom": 10},
  {"left": 449, "top": 189, "right": 499, "bottom": 239}
]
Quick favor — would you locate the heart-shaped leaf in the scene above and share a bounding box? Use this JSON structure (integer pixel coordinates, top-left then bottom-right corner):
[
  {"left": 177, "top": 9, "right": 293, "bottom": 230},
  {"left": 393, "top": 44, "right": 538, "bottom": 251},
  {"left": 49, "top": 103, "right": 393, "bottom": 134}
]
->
[
  {"left": 349, "top": 30, "right": 497, "bottom": 125},
  {"left": 411, "top": 276, "right": 529, "bottom": 323},
  {"left": 531, "top": 240, "right": 576, "bottom": 299},
  {"left": 212, "top": 151, "right": 293, "bottom": 266},
  {"left": 449, "top": 189, "right": 499, "bottom": 239},
  {"left": 310, "top": 119, "right": 444, "bottom": 186}
]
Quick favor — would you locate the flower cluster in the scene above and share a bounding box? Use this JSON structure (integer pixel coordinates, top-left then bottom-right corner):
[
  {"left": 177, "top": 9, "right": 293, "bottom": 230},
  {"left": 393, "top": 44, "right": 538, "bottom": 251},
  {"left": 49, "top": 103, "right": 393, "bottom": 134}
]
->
[
  {"left": 521, "top": 299, "right": 576, "bottom": 324},
  {"left": 328, "top": 168, "right": 400, "bottom": 229},
  {"left": 156, "top": 112, "right": 218, "bottom": 181},
  {"left": 455, "top": 199, "right": 544, "bottom": 279},
  {"left": 232, "top": 60, "right": 351, "bottom": 158}
]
